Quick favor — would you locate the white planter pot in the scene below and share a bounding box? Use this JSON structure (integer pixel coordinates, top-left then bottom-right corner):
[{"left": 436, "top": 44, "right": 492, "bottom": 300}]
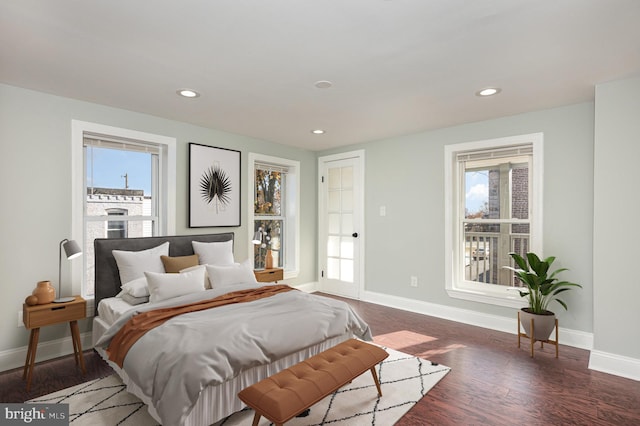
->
[{"left": 519, "top": 308, "right": 556, "bottom": 341}]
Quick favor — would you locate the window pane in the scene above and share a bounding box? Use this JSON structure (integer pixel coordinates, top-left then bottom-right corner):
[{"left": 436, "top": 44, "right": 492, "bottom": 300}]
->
[
  {"left": 328, "top": 191, "right": 340, "bottom": 211},
  {"left": 465, "top": 162, "right": 528, "bottom": 220},
  {"left": 341, "top": 213, "right": 353, "bottom": 235},
  {"left": 463, "top": 158, "right": 531, "bottom": 286},
  {"left": 86, "top": 146, "right": 152, "bottom": 215},
  {"left": 341, "top": 238, "right": 354, "bottom": 259},
  {"left": 85, "top": 143, "right": 157, "bottom": 297},
  {"left": 341, "top": 166, "right": 353, "bottom": 188},
  {"left": 327, "top": 236, "right": 340, "bottom": 257},
  {"left": 465, "top": 169, "right": 489, "bottom": 219},
  {"left": 327, "top": 258, "right": 340, "bottom": 279},
  {"left": 328, "top": 168, "right": 341, "bottom": 189},
  {"left": 328, "top": 213, "right": 340, "bottom": 234},
  {"left": 464, "top": 222, "right": 530, "bottom": 287},
  {"left": 340, "top": 259, "right": 354, "bottom": 283},
  {"left": 253, "top": 219, "right": 283, "bottom": 268},
  {"left": 83, "top": 219, "right": 155, "bottom": 297},
  {"left": 341, "top": 189, "right": 353, "bottom": 211},
  {"left": 255, "top": 169, "right": 282, "bottom": 215}
]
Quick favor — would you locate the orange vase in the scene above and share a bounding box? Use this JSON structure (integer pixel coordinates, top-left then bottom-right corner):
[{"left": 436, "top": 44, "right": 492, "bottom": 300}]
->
[
  {"left": 265, "top": 249, "right": 274, "bottom": 269},
  {"left": 32, "top": 280, "right": 55, "bottom": 305}
]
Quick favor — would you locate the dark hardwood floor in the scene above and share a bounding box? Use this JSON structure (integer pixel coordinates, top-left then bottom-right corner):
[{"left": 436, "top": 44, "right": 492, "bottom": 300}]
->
[
  {"left": 335, "top": 295, "right": 640, "bottom": 426},
  {"left": 1, "top": 295, "right": 639, "bottom": 425},
  {"left": 0, "top": 348, "right": 112, "bottom": 404}
]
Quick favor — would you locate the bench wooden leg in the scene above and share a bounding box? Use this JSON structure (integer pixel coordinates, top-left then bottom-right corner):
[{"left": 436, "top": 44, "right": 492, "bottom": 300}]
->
[
  {"left": 370, "top": 366, "right": 383, "bottom": 397},
  {"left": 251, "top": 411, "right": 261, "bottom": 426}
]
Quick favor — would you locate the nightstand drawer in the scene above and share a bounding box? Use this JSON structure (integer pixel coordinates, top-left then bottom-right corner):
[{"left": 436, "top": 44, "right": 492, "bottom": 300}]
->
[
  {"left": 23, "top": 298, "right": 86, "bottom": 329},
  {"left": 254, "top": 268, "right": 284, "bottom": 283}
]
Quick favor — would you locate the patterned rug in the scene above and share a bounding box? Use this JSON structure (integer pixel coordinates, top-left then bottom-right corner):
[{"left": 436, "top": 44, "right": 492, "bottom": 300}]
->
[{"left": 29, "top": 347, "right": 450, "bottom": 425}]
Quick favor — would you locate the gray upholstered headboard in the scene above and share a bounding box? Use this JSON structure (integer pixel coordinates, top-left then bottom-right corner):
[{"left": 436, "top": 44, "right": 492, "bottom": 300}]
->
[{"left": 94, "top": 232, "right": 234, "bottom": 315}]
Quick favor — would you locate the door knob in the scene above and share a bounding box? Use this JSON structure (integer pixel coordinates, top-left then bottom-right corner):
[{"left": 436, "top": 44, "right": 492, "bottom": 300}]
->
[{"left": 352, "top": 232, "right": 359, "bottom": 238}]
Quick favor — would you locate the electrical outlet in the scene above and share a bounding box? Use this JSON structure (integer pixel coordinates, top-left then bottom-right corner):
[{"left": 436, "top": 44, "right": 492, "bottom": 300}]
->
[
  {"left": 410, "top": 276, "right": 418, "bottom": 287},
  {"left": 18, "top": 310, "right": 23, "bottom": 327}
]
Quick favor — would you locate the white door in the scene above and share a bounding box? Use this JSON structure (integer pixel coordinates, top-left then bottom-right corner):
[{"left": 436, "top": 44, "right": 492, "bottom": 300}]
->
[{"left": 318, "top": 151, "right": 364, "bottom": 299}]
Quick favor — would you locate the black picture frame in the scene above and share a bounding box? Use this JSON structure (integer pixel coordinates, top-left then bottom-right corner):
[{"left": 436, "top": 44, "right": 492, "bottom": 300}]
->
[{"left": 189, "top": 143, "right": 241, "bottom": 227}]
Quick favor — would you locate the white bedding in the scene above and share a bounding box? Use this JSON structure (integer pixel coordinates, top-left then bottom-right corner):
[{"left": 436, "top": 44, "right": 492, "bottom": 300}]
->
[
  {"left": 93, "top": 284, "right": 371, "bottom": 426},
  {"left": 97, "top": 296, "right": 148, "bottom": 326},
  {"left": 94, "top": 334, "right": 350, "bottom": 425}
]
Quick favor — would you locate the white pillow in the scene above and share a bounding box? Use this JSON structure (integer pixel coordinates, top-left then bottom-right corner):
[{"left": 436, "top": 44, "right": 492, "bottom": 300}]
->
[
  {"left": 192, "top": 240, "right": 234, "bottom": 266},
  {"left": 121, "top": 276, "right": 150, "bottom": 298},
  {"left": 206, "top": 259, "right": 258, "bottom": 288},
  {"left": 144, "top": 268, "right": 206, "bottom": 303},
  {"left": 179, "top": 264, "right": 211, "bottom": 289},
  {"left": 112, "top": 242, "right": 169, "bottom": 285}
]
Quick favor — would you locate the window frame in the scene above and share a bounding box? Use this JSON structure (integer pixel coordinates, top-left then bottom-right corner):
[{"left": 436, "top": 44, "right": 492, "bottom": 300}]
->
[
  {"left": 444, "top": 133, "right": 543, "bottom": 308},
  {"left": 72, "top": 120, "right": 176, "bottom": 305},
  {"left": 247, "top": 153, "right": 300, "bottom": 279}
]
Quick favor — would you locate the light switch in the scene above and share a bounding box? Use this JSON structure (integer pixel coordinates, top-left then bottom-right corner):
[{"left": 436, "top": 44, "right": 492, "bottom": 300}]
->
[{"left": 379, "top": 205, "right": 386, "bottom": 216}]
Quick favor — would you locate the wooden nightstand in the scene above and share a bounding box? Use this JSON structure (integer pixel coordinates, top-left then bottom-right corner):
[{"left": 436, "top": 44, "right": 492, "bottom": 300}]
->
[
  {"left": 254, "top": 268, "right": 284, "bottom": 283},
  {"left": 23, "top": 296, "right": 86, "bottom": 391}
]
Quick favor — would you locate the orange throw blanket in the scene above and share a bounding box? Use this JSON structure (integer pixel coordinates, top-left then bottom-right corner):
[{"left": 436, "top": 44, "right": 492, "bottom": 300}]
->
[{"left": 106, "top": 284, "right": 296, "bottom": 368}]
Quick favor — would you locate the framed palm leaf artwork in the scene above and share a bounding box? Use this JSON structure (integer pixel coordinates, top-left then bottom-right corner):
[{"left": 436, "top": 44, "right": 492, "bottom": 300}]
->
[{"left": 189, "top": 143, "right": 241, "bottom": 227}]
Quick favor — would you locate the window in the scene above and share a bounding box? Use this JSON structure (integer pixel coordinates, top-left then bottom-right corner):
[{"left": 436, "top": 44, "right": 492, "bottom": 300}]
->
[
  {"left": 106, "top": 209, "right": 128, "bottom": 238},
  {"left": 444, "top": 133, "right": 543, "bottom": 308},
  {"left": 72, "top": 121, "right": 176, "bottom": 301},
  {"left": 248, "top": 153, "right": 300, "bottom": 277}
]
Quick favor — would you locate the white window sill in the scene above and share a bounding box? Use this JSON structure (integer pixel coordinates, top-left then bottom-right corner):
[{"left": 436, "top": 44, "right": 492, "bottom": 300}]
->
[
  {"left": 283, "top": 269, "right": 299, "bottom": 280},
  {"left": 446, "top": 287, "right": 527, "bottom": 309}
]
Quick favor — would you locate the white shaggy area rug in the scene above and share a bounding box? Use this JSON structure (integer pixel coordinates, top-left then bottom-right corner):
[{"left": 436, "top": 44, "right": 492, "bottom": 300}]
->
[{"left": 29, "top": 347, "right": 450, "bottom": 425}]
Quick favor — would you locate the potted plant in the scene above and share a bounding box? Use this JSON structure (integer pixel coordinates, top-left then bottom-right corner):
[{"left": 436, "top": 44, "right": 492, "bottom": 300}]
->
[{"left": 504, "top": 252, "right": 581, "bottom": 341}]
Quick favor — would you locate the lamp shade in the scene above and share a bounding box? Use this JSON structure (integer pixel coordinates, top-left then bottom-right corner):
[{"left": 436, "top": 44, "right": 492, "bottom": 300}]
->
[
  {"left": 55, "top": 238, "right": 82, "bottom": 303},
  {"left": 63, "top": 239, "right": 82, "bottom": 260},
  {"left": 251, "top": 231, "right": 263, "bottom": 245}
]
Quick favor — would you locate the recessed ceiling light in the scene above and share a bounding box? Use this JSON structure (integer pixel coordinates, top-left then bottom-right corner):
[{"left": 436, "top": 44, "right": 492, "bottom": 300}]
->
[
  {"left": 177, "top": 89, "right": 200, "bottom": 98},
  {"left": 311, "top": 129, "right": 325, "bottom": 135},
  {"left": 314, "top": 80, "right": 333, "bottom": 89},
  {"left": 476, "top": 87, "right": 501, "bottom": 97}
]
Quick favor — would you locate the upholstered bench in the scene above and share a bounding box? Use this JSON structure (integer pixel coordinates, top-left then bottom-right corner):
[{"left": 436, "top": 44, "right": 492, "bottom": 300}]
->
[{"left": 238, "top": 339, "right": 389, "bottom": 426}]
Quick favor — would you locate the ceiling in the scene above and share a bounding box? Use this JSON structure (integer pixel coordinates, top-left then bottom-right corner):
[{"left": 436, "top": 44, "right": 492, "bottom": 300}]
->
[{"left": 2, "top": 1, "right": 640, "bottom": 151}]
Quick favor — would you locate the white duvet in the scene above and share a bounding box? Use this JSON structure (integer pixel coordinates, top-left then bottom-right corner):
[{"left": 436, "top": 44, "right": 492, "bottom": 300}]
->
[{"left": 96, "top": 284, "right": 372, "bottom": 426}]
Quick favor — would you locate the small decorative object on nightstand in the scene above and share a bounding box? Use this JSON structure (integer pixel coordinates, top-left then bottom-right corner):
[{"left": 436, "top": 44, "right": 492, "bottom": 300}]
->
[
  {"left": 31, "top": 280, "right": 55, "bottom": 305},
  {"left": 254, "top": 268, "right": 284, "bottom": 283},
  {"left": 22, "top": 296, "right": 86, "bottom": 391}
]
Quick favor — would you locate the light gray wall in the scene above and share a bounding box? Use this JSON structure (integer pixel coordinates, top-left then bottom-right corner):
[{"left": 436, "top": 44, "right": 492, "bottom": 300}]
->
[
  {"left": 5, "top": 78, "right": 637, "bottom": 369},
  {"left": 320, "top": 102, "right": 595, "bottom": 332},
  {"left": 0, "top": 83, "right": 317, "bottom": 358},
  {"left": 593, "top": 75, "right": 640, "bottom": 359}
]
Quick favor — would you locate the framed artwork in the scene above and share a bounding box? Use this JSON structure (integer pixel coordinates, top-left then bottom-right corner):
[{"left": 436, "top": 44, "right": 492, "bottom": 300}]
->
[{"left": 189, "top": 143, "right": 241, "bottom": 227}]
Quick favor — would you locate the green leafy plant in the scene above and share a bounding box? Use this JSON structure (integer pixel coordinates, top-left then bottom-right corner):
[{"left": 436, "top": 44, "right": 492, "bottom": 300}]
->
[{"left": 504, "top": 252, "right": 581, "bottom": 314}]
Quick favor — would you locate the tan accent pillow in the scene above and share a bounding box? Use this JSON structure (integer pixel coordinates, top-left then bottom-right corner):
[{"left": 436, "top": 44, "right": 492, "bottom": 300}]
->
[{"left": 161, "top": 254, "right": 199, "bottom": 273}]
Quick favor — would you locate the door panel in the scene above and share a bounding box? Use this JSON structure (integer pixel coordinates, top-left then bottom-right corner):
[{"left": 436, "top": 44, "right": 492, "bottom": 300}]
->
[{"left": 318, "top": 152, "right": 364, "bottom": 299}]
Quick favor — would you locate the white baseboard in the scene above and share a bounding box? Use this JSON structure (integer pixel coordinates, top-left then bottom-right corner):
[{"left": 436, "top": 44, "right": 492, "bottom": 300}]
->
[
  {"left": 292, "top": 282, "right": 318, "bottom": 293},
  {"left": 589, "top": 350, "right": 640, "bottom": 381},
  {"left": 304, "top": 283, "right": 592, "bottom": 350},
  {"left": 0, "top": 332, "right": 93, "bottom": 373},
  {"left": 361, "top": 290, "right": 594, "bottom": 350}
]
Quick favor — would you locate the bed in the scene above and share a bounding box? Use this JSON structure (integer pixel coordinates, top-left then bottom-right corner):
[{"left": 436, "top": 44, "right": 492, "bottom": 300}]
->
[{"left": 91, "top": 232, "right": 371, "bottom": 426}]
